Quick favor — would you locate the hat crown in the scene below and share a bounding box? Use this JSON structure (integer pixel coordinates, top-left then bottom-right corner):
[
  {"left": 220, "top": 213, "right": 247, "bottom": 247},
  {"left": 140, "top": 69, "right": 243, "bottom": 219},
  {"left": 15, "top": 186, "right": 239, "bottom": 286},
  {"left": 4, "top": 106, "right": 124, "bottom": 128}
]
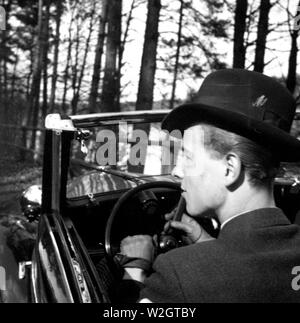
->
[
  {"left": 193, "top": 69, "right": 295, "bottom": 132},
  {"left": 162, "top": 69, "right": 300, "bottom": 161}
]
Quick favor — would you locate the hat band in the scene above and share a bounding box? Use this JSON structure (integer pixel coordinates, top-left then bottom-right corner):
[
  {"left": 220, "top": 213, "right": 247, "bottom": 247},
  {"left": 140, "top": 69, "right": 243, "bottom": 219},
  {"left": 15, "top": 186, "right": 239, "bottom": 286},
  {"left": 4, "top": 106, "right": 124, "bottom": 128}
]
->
[{"left": 263, "top": 110, "right": 289, "bottom": 131}]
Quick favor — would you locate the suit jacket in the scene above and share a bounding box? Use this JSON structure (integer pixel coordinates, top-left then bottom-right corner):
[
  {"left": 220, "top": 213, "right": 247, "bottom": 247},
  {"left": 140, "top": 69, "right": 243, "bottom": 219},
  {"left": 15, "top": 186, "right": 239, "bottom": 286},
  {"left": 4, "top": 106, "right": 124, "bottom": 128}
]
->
[{"left": 140, "top": 208, "right": 300, "bottom": 303}]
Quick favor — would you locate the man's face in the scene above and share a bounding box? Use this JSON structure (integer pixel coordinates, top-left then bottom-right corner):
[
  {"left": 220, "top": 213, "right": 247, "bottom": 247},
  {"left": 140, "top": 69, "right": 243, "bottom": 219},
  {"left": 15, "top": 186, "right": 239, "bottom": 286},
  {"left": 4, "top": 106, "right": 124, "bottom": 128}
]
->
[{"left": 172, "top": 125, "right": 227, "bottom": 217}]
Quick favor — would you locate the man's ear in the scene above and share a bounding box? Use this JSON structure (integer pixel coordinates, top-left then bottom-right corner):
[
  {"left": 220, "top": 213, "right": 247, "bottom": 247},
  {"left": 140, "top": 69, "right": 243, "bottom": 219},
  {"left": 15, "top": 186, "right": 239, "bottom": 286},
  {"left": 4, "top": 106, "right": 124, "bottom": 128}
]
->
[{"left": 224, "top": 152, "right": 243, "bottom": 188}]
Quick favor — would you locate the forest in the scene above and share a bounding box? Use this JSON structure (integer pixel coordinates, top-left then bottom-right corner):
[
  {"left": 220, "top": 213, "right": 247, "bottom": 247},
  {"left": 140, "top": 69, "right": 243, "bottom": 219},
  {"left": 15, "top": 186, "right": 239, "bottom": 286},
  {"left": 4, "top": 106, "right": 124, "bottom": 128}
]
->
[
  {"left": 1, "top": 0, "right": 300, "bottom": 306},
  {"left": 0, "top": 0, "right": 299, "bottom": 167}
]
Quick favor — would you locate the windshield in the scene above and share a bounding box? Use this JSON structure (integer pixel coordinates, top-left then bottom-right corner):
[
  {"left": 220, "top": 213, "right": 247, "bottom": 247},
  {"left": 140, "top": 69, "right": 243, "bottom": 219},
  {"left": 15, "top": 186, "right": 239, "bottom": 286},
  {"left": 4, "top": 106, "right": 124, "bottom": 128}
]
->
[
  {"left": 66, "top": 114, "right": 300, "bottom": 199},
  {"left": 67, "top": 120, "right": 182, "bottom": 198}
]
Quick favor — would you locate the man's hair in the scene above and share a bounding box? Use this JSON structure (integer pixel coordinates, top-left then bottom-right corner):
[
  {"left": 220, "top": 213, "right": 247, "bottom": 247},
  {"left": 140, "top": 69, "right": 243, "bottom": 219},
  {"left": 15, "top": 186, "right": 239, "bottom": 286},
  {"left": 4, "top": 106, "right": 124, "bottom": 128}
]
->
[{"left": 201, "top": 124, "right": 280, "bottom": 187}]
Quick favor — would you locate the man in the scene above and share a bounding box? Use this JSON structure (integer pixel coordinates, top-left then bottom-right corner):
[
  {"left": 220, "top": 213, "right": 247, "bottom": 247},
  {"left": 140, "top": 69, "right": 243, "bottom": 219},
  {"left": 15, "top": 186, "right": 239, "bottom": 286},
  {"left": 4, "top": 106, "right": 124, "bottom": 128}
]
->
[{"left": 119, "top": 69, "right": 300, "bottom": 302}]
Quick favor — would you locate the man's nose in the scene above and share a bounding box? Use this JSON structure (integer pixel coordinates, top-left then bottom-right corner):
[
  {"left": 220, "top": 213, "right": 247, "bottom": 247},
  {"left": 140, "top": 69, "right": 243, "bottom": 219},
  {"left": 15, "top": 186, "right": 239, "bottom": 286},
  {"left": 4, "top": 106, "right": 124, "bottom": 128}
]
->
[{"left": 171, "top": 164, "right": 184, "bottom": 180}]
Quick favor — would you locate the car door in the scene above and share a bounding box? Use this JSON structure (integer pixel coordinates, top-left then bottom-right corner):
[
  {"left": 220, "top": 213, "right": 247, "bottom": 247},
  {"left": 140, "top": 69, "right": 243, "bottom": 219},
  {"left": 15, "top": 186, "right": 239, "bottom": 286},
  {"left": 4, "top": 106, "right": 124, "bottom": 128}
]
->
[
  {"left": 30, "top": 126, "right": 106, "bottom": 303},
  {"left": 31, "top": 210, "right": 106, "bottom": 303},
  {"left": 31, "top": 212, "right": 77, "bottom": 302}
]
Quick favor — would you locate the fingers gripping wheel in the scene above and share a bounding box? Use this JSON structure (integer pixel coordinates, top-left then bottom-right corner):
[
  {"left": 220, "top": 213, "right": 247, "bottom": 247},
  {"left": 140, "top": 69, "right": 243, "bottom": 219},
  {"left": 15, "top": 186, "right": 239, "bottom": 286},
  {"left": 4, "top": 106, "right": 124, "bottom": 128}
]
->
[{"left": 105, "top": 181, "right": 182, "bottom": 261}]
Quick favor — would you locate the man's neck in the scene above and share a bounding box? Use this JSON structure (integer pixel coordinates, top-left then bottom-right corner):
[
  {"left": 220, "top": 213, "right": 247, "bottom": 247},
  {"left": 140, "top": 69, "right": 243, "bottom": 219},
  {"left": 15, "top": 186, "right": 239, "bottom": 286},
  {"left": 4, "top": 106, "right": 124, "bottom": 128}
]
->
[{"left": 217, "top": 184, "right": 276, "bottom": 226}]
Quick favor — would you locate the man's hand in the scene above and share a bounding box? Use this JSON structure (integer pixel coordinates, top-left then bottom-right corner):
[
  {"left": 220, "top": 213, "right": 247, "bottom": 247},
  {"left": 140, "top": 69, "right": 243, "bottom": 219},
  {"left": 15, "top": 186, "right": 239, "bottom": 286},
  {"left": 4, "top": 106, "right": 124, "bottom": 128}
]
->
[
  {"left": 164, "top": 212, "right": 215, "bottom": 244},
  {"left": 120, "top": 235, "right": 155, "bottom": 283},
  {"left": 120, "top": 235, "right": 155, "bottom": 262}
]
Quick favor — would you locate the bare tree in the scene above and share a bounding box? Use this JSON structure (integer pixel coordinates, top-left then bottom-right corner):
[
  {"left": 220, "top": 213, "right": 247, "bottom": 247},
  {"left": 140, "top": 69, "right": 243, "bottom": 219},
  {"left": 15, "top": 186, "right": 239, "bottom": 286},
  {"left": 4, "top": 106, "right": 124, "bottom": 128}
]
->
[
  {"left": 128, "top": 0, "right": 161, "bottom": 174},
  {"left": 62, "top": 1, "right": 77, "bottom": 113},
  {"left": 286, "top": 1, "right": 300, "bottom": 94},
  {"left": 170, "top": 0, "right": 184, "bottom": 109},
  {"left": 49, "top": 0, "right": 63, "bottom": 113},
  {"left": 42, "top": 0, "right": 50, "bottom": 120},
  {"left": 233, "top": 0, "right": 248, "bottom": 68},
  {"left": 254, "top": 0, "right": 271, "bottom": 72},
  {"left": 117, "top": 0, "right": 137, "bottom": 106},
  {"left": 0, "top": 0, "right": 12, "bottom": 100},
  {"left": 89, "top": 0, "right": 108, "bottom": 113},
  {"left": 10, "top": 54, "right": 19, "bottom": 100},
  {"left": 101, "top": 0, "right": 122, "bottom": 112},
  {"left": 28, "top": 0, "right": 44, "bottom": 152},
  {"left": 71, "top": 0, "right": 96, "bottom": 114},
  {"left": 70, "top": 14, "right": 81, "bottom": 114},
  {"left": 136, "top": 0, "right": 161, "bottom": 111}
]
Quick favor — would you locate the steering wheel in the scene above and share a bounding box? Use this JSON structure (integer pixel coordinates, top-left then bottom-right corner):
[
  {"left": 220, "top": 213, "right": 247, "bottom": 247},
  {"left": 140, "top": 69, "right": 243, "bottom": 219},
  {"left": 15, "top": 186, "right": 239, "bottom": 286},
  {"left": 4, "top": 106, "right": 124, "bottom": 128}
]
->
[{"left": 104, "top": 181, "right": 181, "bottom": 260}]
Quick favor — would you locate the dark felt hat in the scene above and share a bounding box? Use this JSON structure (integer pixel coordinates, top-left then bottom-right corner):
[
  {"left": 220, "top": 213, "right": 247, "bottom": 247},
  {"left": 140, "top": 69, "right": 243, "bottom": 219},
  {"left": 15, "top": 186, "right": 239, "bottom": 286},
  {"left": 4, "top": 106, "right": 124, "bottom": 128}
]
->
[{"left": 162, "top": 68, "right": 300, "bottom": 161}]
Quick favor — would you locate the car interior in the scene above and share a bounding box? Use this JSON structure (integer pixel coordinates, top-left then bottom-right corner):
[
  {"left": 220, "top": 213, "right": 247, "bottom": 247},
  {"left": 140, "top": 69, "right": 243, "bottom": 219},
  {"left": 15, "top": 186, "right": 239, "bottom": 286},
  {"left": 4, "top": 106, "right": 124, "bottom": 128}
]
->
[
  {"left": 59, "top": 120, "right": 300, "bottom": 301},
  {"left": 63, "top": 163, "right": 300, "bottom": 301},
  {"left": 64, "top": 163, "right": 223, "bottom": 301}
]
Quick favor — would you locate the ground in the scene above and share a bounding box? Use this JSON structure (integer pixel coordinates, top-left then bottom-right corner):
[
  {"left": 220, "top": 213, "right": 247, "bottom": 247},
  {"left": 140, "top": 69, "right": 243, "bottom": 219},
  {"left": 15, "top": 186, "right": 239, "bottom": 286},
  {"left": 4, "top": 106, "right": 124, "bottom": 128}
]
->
[{"left": 0, "top": 157, "right": 41, "bottom": 302}]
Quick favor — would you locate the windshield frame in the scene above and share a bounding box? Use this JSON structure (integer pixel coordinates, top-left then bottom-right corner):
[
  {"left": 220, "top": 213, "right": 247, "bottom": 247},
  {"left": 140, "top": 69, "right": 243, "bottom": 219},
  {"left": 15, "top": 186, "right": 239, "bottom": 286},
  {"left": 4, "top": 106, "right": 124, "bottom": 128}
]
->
[{"left": 44, "top": 110, "right": 175, "bottom": 202}]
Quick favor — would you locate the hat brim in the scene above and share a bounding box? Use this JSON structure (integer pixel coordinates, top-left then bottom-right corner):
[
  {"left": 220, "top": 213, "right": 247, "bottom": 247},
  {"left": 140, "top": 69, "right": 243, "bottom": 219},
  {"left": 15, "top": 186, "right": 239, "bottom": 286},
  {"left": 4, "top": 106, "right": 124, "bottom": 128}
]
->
[{"left": 162, "top": 103, "right": 300, "bottom": 162}]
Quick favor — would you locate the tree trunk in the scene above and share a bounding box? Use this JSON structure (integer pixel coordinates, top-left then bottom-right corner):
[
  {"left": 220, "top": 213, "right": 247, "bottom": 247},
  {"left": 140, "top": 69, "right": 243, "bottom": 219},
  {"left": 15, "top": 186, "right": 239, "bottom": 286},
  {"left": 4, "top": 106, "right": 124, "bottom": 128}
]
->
[
  {"left": 170, "top": 0, "right": 184, "bottom": 110},
  {"left": 0, "top": 63, "right": 2, "bottom": 101},
  {"left": 233, "top": 0, "right": 248, "bottom": 69},
  {"left": 101, "top": 0, "right": 122, "bottom": 113},
  {"left": 72, "top": 1, "right": 96, "bottom": 115},
  {"left": 31, "top": 0, "right": 50, "bottom": 153},
  {"left": 89, "top": 0, "right": 108, "bottom": 113},
  {"left": 42, "top": 0, "right": 50, "bottom": 120},
  {"left": 135, "top": 0, "right": 161, "bottom": 111},
  {"left": 70, "top": 18, "right": 80, "bottom": 115},
  {"left": 286, "top": 1, "right": 300, "bottom": 94},
  {"left": 117, "top": 0, "right": 136, "bottom": 108},
  {"left": 3, "top": 53, "right": 8, "bottom": 99},
  {"left": 10, "top": 54, "right": 18, "bottom": 100},
  {"left": 128, "top": 0, "right": 161, "bottom": 174},
  {"left": 28, "top": 0, "right": 44, "bottom": 154},
  {"left": 49, "top": 0, "right": 62, "bottom": 113},
  {"left": 0, "top": 0, "right": 12, "bottom": 157},
  {"left": 62, "top": 2, "right": 76, "bottom": 113},
  {"left": 286, "top": 34, "right": 298, "bottom": 94},
  {"left": 254, "top": 0, "right": 271, "bottom": 73},
  {"left": 0, "top": 0, "right": 12, "bottom": 100},
  {"left": 26, "top": 47, "right": 34, "bottom": 100}
]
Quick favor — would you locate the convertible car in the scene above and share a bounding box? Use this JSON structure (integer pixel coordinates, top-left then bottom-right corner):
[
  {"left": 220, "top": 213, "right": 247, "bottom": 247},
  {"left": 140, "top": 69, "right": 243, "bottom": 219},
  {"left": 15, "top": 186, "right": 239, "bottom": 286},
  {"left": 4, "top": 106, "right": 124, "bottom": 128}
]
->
[{"left": 2, "top": 110, "right": 300, "bottom": 303}]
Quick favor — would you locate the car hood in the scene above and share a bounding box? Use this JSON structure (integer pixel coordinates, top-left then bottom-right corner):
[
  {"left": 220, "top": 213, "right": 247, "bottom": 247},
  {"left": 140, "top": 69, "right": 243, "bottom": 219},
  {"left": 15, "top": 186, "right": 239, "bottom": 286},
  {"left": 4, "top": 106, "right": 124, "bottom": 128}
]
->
[{"left": 67, "top": 171, "right": 179, "bottom": 200}]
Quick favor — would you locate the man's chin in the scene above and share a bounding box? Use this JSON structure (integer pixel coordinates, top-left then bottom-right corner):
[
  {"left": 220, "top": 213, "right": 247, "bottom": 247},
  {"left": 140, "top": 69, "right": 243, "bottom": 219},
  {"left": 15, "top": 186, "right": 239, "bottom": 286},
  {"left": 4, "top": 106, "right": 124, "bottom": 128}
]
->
[
  {"left": 187, "top": 207, "right": 216, "bottom": 219},
  {"left": 186, "top": 205, "right": 204, "bottom": 217}
]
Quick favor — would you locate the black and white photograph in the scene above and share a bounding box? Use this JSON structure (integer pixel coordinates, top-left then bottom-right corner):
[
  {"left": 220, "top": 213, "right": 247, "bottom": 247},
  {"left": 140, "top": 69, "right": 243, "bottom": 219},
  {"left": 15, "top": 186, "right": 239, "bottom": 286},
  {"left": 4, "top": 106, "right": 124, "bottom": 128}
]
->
[{"left": 1, "top": 0, "right": 300, "bottom": 308}]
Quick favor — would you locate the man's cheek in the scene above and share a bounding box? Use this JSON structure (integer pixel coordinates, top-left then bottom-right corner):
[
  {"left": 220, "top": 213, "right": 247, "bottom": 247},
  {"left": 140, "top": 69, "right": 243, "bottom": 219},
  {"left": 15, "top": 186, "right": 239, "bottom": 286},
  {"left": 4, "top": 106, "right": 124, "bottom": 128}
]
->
[{"left": 185, "top": 163, "right": 204, "bottom": 177}]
